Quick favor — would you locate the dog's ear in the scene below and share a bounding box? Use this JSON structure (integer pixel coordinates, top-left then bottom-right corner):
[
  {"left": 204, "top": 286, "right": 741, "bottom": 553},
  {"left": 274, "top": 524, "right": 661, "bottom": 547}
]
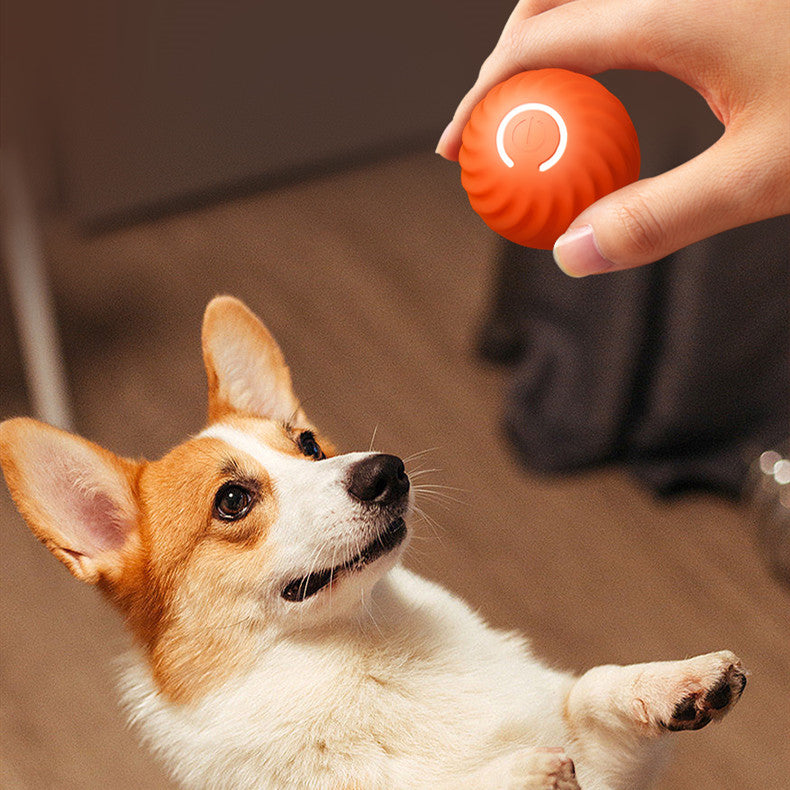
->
[
  {"left": 0, "top": 418, "right": 141, "bottom": 584},
  {"left": 202, "top": 295, "right": 303, "bottom": 423}
]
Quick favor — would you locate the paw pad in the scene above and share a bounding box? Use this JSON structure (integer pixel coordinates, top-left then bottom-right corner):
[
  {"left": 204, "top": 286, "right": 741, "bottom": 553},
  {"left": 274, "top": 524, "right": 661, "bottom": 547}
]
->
[{"left": 662, "top": 664, "right": 747, "bottom": 732}]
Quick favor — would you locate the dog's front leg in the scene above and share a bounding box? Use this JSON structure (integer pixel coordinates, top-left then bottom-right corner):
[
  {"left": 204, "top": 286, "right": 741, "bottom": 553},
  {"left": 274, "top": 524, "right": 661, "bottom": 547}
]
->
[{"left": 564, "top": 650, "right": 747, "bottom": 789}]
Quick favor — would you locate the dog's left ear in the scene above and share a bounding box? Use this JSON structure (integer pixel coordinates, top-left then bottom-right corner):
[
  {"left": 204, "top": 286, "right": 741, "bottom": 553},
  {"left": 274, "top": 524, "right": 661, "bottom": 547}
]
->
[
  {"left": 202, "top": 295, "right": 303, "bottom": 423},
  {"left": 0, "top": 418, "right": 141, "bottom": 585}
]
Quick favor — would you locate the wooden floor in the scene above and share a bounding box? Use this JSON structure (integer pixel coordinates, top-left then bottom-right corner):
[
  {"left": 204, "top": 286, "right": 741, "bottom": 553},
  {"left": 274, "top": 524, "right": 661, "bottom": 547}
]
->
[{"left": 1, "top": 151, "right": 788, "bottom": 789}]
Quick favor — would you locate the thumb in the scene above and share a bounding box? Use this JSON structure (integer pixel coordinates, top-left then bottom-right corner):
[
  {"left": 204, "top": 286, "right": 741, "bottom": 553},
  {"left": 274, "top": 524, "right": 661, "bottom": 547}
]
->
[{"left": 552, "top": 132, "right": 772, "bottom": 276}]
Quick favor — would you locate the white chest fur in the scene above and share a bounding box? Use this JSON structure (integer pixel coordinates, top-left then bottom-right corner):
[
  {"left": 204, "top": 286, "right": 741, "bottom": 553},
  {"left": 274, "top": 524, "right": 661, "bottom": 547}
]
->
[{"left": 120, "top": 567, "right": 572, "bottom": 789}]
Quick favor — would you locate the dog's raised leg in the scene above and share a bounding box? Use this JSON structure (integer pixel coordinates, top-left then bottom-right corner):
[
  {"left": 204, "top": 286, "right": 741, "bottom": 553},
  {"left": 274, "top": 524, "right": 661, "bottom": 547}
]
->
[{"left": 564, "top": 650, "right": 747, "bottom": 789}]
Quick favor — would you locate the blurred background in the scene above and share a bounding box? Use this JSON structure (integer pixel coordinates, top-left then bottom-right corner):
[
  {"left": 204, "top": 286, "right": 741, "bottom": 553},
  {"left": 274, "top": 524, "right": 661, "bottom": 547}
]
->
[{"left": 1, "top": 1, "right": 788, "bottom": 788}]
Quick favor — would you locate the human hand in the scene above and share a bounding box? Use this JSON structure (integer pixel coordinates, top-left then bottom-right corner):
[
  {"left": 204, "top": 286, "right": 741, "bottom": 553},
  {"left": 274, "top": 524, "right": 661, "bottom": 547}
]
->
[{"left": 436, "top": 0, "right": 790, "bottom": 276}]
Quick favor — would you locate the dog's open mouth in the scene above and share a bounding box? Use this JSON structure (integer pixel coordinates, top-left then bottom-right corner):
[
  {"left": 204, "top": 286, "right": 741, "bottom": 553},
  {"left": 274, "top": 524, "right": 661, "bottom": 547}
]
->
[{"left": 281, "top": 518, "right": 407, "bottom": 602}]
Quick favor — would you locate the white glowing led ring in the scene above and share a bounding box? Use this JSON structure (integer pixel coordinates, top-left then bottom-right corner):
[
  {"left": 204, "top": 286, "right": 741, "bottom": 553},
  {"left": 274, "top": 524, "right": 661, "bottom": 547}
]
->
[{"left": 495, "top": 103, "right": 568, "bottom": 172}]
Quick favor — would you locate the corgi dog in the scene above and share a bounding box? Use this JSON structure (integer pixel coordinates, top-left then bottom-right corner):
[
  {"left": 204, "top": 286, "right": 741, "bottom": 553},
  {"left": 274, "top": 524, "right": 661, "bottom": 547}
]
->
[{"left": 0, "top": 296, "right": 746, "bottom": 790}]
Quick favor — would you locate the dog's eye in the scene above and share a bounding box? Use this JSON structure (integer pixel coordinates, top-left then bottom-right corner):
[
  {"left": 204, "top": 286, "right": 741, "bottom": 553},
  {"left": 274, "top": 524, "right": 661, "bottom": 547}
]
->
[
  {"left": 297, "top": 430, "right": 324, "bottom": 460},
  {"left": 213, "top": 483, "right": 253, "bottom": 521}
]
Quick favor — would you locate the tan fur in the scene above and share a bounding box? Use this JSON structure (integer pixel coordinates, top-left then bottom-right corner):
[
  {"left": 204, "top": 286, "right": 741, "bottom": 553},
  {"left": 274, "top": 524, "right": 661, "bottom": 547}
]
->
[{"left": 127, "top": 435, "right": 278, "bottom": 703}]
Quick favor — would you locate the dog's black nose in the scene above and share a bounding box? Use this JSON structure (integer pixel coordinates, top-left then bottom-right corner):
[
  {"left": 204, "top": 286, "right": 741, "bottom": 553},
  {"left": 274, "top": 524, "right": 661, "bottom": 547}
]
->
[{"left": 347, "top": 454, "right": 409, "bottom": 505}]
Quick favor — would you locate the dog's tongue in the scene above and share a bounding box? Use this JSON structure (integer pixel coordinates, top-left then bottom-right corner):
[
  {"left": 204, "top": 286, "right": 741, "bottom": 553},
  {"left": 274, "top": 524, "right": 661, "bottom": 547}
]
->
[{"left": 281, "top": 568, "right": 334, "bottom": 602}]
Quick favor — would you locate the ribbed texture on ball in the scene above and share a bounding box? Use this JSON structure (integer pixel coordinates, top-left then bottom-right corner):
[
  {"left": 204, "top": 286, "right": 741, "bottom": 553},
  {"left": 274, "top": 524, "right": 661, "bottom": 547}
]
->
[{"left": 459, "top": 69, "right": 640, "bottom": 249}]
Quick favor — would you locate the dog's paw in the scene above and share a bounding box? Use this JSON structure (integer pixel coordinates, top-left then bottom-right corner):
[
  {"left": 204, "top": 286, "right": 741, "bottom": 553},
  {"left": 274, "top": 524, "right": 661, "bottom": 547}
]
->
[
  {"left": 660, "top": 653, "right": 747, "bottom": 732},
  {"left": 501, "top": 747, "right": 580, "bottom": 790},
  {"left": 632, "top": 650, "right": 747, "bottom": 733}
]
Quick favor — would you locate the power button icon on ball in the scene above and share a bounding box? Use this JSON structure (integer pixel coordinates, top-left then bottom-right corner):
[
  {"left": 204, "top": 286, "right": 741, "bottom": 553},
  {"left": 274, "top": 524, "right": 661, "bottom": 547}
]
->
[
  {"left": 459, "top": 69, "right": 640, "bottom": 250},
  {"left": 497, "top": 104, "right": 565, "bottom": 171}
]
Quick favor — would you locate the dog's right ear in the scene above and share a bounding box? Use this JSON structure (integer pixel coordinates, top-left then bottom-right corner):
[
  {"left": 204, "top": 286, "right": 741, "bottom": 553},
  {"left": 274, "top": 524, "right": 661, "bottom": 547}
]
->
[
  {"left": 201, "top": 295, "right": 304, "bottom": 423},
  {"left": 0, "top": 418, "right": 141, "bottom": 585}
]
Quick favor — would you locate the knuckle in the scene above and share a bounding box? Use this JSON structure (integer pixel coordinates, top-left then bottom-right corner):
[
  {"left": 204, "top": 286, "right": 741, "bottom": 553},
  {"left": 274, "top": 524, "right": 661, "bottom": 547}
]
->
[
  {"left": 476, "top": 52, "right": 499, "bottom": 83},
  {"left": 614, "top": 197, "right": 665, "bottom": 257},
  {"left": 496, "top": 19, "right": 531, "bottom": 69},
  {"left": 478, "top": 18, "right": 533, "bottom": 85}
]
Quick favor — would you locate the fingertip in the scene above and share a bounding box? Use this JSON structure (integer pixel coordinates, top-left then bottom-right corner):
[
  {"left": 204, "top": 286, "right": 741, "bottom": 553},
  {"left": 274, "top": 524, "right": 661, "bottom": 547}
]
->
[
  {"left": 436, "top": 86, "right": 485, "bottom": 160},
  {"left": 552, "top": 225, "right": 615, "bottom": 277},
  {"left": 435, "top": 122, "right": 462, "bottom": 161}
]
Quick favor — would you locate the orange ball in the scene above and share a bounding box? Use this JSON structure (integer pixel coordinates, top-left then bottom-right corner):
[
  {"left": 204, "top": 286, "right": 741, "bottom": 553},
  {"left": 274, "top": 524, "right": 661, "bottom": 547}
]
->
[{"left": 459, "top": 69, "right": 640, "bottom": 250}]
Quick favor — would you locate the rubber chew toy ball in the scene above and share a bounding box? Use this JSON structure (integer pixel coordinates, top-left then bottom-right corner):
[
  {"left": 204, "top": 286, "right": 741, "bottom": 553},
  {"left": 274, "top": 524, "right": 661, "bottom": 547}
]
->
[{"left": 459, "top": 69, "right": 640, "bottom": 250}]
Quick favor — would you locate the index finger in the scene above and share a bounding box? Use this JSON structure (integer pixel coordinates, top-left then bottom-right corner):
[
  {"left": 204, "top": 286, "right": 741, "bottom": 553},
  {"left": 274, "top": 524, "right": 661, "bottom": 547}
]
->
[{"left": 435, "top": 0, "right": 656, "bottom": 160}]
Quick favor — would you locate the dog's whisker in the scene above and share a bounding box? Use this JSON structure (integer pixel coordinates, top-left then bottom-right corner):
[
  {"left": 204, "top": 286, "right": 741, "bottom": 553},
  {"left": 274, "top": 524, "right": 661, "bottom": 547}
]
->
[
  {"left": 413, "top": 487, "right": 466, "bottom": 504},
  {"left": 411, "top": 482, "right": 467, "bottom": 492},
  {"left": 414, "top": 500, "right": 454, "bottom": 515},
  {"left": 401, "top": 540, "right": 438, "bottom": 563},
  {"left": 411, "top": 504, "right": 445, "bottom": 539},
  {"left": 295, "top": 542, "right": 330, "bottom": 625},
  {"left": 412, "top": 484, "right": 468, "bottom": 503},
  {"left": 404, "top": 532, "right": 438, "bottom": 544},
  {"left": 415, "top": 516, "right": 443, "bottom": 538},
  {"left": 419, "top": 492, "right": 463, "bottom": 501},
  {"left": 407, "top": 467, "right": 443, "bottom": 479},
  {"left": 416, "top": 506, "right": 445, "bottom": 530},
  {"left": 402, "top": 447, "right": 438, "bottom": 464},
  {"left": 368, "top": 424, "right": 380, "bottom": 453},
  {"left": 414, "top": 494, "right": 466, "bottom": 510}
]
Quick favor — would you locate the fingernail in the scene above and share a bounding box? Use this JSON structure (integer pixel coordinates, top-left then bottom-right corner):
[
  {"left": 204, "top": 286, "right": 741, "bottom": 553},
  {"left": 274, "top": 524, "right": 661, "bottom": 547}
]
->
[
  {"left": 435, "top": 122, "right": 453, "bottom": 157},
  {"left": 553, "top": 225, "right": 614, "bottom": 277}
]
